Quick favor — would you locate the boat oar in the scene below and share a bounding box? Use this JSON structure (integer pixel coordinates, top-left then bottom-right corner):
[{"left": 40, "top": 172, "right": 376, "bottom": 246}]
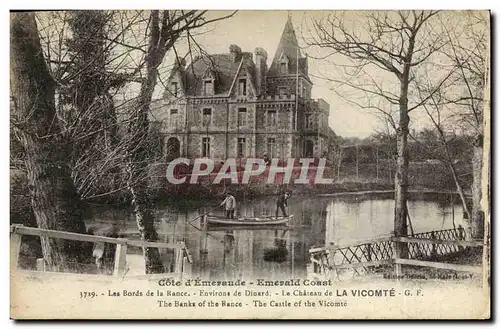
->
[{"left": 188, "top": 204, "right": 223, "bottom": 224}]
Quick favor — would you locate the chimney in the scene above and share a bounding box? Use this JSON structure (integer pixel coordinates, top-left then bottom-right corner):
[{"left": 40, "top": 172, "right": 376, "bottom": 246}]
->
[
  {"left": 254, "top": 47, "right": 268, "bottom": 96},
  {"left": 229, "top": 44, "right": 242, "bottom": 63}
]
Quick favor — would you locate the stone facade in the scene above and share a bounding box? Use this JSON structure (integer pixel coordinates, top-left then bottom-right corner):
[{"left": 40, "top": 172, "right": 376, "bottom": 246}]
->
[{"left": 150, "top": 16, "right": 334, "bottom": 161}]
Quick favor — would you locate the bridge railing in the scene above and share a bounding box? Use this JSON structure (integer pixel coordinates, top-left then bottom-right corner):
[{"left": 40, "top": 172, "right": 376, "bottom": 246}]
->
[
  {"left": 10, "top": 224, "right": 192, "bottom": 281},
  {"left": 405, "top": 227, "right": 467, "bottom": 260},
  {"left": 308, "top": 227, "right": 484, "bottom": 280}
]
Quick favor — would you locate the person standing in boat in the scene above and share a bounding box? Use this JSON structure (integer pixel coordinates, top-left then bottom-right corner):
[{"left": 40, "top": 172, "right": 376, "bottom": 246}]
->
[
  {"left": 221, "top": 192, "right": 236, "bottom": 219},
  {"left": 276, "top": 191, "right": 290, "bottom": 219}
]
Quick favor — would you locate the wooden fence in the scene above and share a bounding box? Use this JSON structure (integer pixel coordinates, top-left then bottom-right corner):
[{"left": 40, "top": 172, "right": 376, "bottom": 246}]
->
[
  {"left": 308, "top": 227, "right": 484, "bottom": 280},
  {"left": 10, "top": 224, "right": 192, "bottom": 281}
]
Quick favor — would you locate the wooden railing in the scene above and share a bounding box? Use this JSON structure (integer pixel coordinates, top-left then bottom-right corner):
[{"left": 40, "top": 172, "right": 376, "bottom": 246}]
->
[
  {"left": 308, "top": 227, "right": 484, "bottom": 280},
  {"left": 10, "top": 224, "right": 192, "bottom": 281}
]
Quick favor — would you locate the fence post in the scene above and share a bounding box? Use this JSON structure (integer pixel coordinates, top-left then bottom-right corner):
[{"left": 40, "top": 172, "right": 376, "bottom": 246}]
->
[
  {"left": 113, "top": 239, "right": 128, "bottom": 278},
  {"left": 430, "top": 231, "right": 437, "bottom": 258},
  {"left": 458, "top": 225, "right": 465, "bottom": 252},
  {"left": 182, "top": 256, "right": 192, "bottom": 277},
  {"left": 391, "top": 234, "right": 402, "bottom": 279},
  {"left": 36, "top": 258, "right": 46, "bottom": 271},
  {"left": 175, "top": 247, "right": 184, "bottom": 279},
  {"left": 366, "top": 243, "right": 372, "bottom": 262},
  {"left": 10, "top": 225, "right": 23, "bottom": 272},
  {"left": 200, "top": 216, "right": 209, "bottom": 254}
]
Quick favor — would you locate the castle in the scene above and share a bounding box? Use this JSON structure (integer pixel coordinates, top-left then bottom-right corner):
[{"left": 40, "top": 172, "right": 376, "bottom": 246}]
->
[{"left": 151, "top": 15, "right": 334, "bottom": 161}]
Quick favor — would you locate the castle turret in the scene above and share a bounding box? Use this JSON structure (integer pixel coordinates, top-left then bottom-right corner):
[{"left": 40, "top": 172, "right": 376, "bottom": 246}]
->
[{"left": 267, "top": 15, "right": 308, "bottom": 79}]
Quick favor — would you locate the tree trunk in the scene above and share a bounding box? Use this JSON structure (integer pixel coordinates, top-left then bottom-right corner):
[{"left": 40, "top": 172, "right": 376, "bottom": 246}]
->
[
  {"left": 394, "top": 72, "right": 410, "bottom": 259},
  {"left": 470, "top": 135, "right": 484, "bottom": 240},
  {"left": 126, "top": 14, "right": 165, "bottom": 273},
  {"left": 394, "top": 108, "right": 409, "bottom": 256},
  {"left": 126, "top": 160, "right": 163, "bottom": 273},
  {"left": 435, "top": 125, "right": 472, "bottom": 229},
  {"left": 448, "top": 162, "right": 472, "bottom": 224},
  {"left": 126, "top": 65, "right": 164, "bottom": 273},
  {"left": 10, "top": 12, "right": 87, "bottom": 271}
]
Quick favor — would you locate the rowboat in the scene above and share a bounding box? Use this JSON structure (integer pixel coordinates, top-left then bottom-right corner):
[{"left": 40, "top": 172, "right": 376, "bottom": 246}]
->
[{"left": 204, "top": 215, "right": 293, "bottom": 226}]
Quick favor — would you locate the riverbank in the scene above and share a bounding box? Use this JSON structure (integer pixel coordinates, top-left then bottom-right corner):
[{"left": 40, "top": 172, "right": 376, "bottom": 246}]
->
[
  {"left": 10, "top": 160, "right": 470, "bottom": 219},
  {"left": 151, "top": 181, "right": 469, "bottom": 203}
]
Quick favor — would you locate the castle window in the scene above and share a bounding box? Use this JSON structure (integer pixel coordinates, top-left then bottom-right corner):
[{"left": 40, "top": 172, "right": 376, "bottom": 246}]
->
[
  {"left": 204, "top": 80, "right": 213, "bottom": 95},
  {"left": 280, "top": 62, "right": 287, "bottom": 74},
  {"left": 237, "top": 108, "right": 247, "bottom": 127},
  {"left": 202, "top": 108, "right": 212, "bottom": 126},
  {"left": 305, "top": 113, "right": 314, "bottom": 129},
  {"left": 278, "top": 87, "right": 287, "bottom": 96},
  {"left": 237, "top": 138, "right": 246, "bottom": 157},
  {"left": 239, "top": 79, "right": 247, "bottom": 96},
  {"left": 171, "top": 82, "right": 178, "bottom": 97},
  {"left": 170, "top": 109, "right": 178, "bottom": 127},
  {"left": 202, "top": 137, "right": 210, "bottom": 157},
  {"left": 267, "top": 110, "right": 277, "bottom": 126},
  {"left": 267, "top": 138, "right": 276, "bottom": 157}
]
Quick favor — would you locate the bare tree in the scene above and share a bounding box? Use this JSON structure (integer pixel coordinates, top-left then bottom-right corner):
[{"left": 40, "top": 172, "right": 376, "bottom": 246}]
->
[
  {"left": 123, "top": 10, "right": 236, "bottom": 273},
  {"left": 413, "top": 87, "right": 472, "bottom": 221},
  {"left": 410, "top": 11, "right": 488, "bottom": 240},
  {"left": 10, "top": 12, "right": 87, "bottom": 270},
  {"left": 333, "top": 145, "right": 344, "bottom": 181},
  {"left": 16, "top": 10, "right": 236, "bottom": 273},
  {"left": 441, "top": 12, "right": 488, "bottom": 240},
  {"left": 305, "top": 11, "right": 452, "bottom": 258}
]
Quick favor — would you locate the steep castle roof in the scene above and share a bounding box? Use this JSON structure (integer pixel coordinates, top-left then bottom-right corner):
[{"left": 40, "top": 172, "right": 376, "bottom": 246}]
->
[
  {"left": 173, "top": 51, "right": 255, "bottom": 97},
  {"left": 267, "top": 15, "right": 309, "bottom": 80},
  {"left": 166, "top": 15, "right": 311, "bottom": 98}
]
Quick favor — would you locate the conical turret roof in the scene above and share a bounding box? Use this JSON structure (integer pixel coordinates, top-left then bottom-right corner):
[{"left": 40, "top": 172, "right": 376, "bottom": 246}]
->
[{"left": 267, "top": 15, "right": 308, "bottom": 79}]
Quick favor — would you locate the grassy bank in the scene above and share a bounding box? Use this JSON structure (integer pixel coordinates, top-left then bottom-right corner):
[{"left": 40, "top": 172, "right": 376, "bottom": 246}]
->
[{"left": 10, "top": 160, "right": 470, "bottom": 211}]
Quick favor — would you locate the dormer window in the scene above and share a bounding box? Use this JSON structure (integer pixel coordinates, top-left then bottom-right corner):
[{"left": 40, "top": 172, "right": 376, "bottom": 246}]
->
[
  {"left": 171, "top": 82, "right": 178, "bottom": 97},
  {"left": 238, "top": 79, "right": 247, "bottom": 96},
  {"left": 203, "top": 80, "right": 213, "bottom": 96},
  {"left": 280, "top": 62, "right": 287, "bottom": 74}
]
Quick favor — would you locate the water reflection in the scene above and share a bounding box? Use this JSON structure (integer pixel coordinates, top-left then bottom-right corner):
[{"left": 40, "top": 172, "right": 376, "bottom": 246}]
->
[{"left": 86, "top": 193, "right": 464, "bottom": 280}]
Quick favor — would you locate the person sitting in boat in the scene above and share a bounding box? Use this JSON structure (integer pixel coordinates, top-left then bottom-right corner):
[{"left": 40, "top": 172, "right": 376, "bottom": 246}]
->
[
  {"left": 276, "top": 191, "right": 290, "bottom": 219},
  {"left": 221, "top": 192, "right": 236, "bottom": 219}
]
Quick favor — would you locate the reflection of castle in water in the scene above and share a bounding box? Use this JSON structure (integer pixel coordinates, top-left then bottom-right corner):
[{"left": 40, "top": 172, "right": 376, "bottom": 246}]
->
[{"left": 84, "top": 194, "right": 464, "bottom": 279}]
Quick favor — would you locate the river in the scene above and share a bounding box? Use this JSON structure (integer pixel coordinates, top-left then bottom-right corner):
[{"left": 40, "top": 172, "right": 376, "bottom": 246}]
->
[{"left": 85, "top": 192, "right": 465, "bottom": 280}]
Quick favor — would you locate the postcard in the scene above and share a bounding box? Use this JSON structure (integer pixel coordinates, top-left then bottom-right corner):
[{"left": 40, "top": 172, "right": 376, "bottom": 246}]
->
[{"left": 10, "top": 9, "right": 490, "bottom": 319}]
